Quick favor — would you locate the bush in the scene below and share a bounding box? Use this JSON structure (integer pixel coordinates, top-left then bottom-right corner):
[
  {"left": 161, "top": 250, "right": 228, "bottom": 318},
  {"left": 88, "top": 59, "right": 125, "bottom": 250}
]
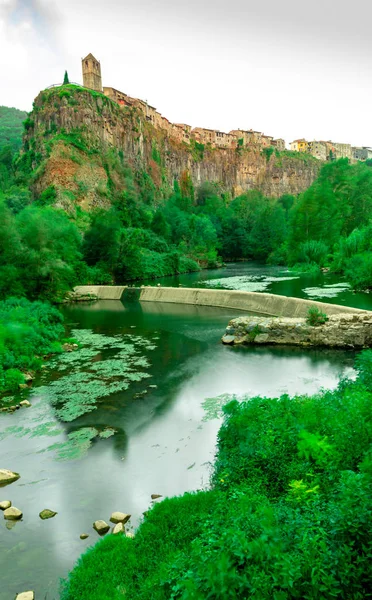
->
[
  {"left": 298, "top": 239, "right": 328, "bottom": 266},
  {"left": 0, "top": 297, "right": 64, "bottom": 396},
  {"left": 306, "top": 307, "right": 328, "bottom": 326}
]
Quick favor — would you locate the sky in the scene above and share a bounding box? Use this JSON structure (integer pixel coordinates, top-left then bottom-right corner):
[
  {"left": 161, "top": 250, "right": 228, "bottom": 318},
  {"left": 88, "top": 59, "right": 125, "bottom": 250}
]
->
[{"left": 0, "top": 0, "right": 371, "bottom": 147}]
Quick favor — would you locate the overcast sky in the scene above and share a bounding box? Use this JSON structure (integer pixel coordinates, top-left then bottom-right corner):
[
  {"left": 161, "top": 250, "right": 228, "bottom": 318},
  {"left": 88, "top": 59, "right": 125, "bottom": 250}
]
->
[{"left": 1, "top": 0, "right": 371, "bottom": 147}]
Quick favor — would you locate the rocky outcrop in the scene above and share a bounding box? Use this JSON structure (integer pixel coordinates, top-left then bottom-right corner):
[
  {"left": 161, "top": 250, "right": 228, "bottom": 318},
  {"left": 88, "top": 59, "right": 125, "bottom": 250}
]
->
[
  {"left": 24, "top": 87, "right": 321, "bottom": 212},
  {"left": 222, "top": 313, "right": 372, "bottom": 348},
  {"left": 0, "top": 469, "right": 20, "bottom": 487},
  {"left": 0, "top": 500, "right": 11, "bottom": 510}
]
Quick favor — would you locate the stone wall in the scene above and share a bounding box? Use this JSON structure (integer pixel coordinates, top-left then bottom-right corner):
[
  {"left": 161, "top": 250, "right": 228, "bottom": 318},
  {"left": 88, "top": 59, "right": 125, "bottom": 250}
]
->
[
  {"left": 222, "top": 314, "right": 372, "bottom": 348},
  {"left": 73, "top": 285, "right": 367, "bottom": 318}
]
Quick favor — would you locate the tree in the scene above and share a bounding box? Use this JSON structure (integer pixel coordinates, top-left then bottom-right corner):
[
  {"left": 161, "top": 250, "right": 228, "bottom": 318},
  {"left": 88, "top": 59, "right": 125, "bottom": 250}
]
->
[{"left": 63, "top": 71, "right": 70, "bottom": 85}]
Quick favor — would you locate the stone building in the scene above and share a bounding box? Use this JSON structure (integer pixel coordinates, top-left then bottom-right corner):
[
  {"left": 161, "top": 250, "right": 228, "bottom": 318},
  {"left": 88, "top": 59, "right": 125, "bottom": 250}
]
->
[
  {"left": 352, "top": 147, "right": 372, "bottom": 161},
  {"left": 272, "top": 138, "right": 286, "bottom": 151},
  {"left": 82, "top": 53, "right": 102, "bottom": 92},
  {"left": 308, "top": 141, "right": 327, "bottom": 161},
  {"left": 81, "top": 53, "right": 286, "bottom": 153},
  {"left": 290, "top": 139, "right": 308, "bottom": 153},
  {"left": 332, "top": 142, "right": 352, "bottom": 160}
]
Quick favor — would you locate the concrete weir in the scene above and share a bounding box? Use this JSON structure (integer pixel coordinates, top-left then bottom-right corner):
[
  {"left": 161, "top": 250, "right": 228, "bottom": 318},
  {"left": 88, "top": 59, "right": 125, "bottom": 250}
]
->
[{"left": 73, "top": 285, "right": 367, "bottom": 318}]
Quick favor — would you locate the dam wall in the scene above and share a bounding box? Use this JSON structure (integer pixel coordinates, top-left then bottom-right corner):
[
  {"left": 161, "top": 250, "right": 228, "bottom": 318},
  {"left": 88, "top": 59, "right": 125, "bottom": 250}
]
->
[{"left": 73, "top": 285, "right": 368, "bottom": 317}]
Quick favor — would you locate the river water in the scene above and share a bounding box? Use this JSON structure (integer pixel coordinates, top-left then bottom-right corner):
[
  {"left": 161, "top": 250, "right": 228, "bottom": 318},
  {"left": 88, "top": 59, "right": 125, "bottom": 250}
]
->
[{"left": 0, "top": 263, "right": 371, "bottom": 599}]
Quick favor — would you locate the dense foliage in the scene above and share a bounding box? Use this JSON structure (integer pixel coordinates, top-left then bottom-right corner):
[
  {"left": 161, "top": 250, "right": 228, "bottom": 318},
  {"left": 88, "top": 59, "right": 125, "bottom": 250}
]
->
[
  {"left": 287, "top": 159, "right": 372, "bottom": 288},
  {"left": 61, "top": 350, "right": 372, "bottom": 599},
  {"left": 0, "top": 297, "right": 64, "bottom": 396},
  {"left": 0, "top": 105, "right": 27, "bottom": 152}
]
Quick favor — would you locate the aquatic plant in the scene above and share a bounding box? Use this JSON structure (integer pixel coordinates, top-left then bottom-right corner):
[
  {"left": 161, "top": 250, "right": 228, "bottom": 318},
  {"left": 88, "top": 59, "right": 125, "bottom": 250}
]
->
[{"left": 36, "top": 329, "right": 157, "bottom": 422}]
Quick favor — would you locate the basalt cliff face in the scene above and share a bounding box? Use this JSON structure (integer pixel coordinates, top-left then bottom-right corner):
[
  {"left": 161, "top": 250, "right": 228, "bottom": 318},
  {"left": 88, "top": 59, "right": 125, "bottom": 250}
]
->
[{"left": 23, "top": 87, "right": 321, "bottom": 211}]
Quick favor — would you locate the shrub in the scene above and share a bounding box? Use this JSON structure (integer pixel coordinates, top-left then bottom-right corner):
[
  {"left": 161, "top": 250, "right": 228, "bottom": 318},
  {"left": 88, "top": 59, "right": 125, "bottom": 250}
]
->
[
  {"left": 298, "top": 239, "right": 328, "bottom": 266},
  {"left": 306, "top": 307, "right": 328, "bottom": 326}
]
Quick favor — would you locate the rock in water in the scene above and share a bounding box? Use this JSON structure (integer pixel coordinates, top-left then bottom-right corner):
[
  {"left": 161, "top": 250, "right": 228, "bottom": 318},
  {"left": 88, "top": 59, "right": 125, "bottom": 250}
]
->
[
  {"left": 80, "top": 533, "right": 89, "bottom": 540},
  {"left": 0, "top": 469, "right": 20, "bottom": 487},
  {"left": 151, "top": 494, "right": 162, "bottom": 500},
  {"left": 221, "top": 335, "right": 235, "bottom": 345},
  {"left": 20, "top": 400, "right": 31, "bottom": 408},
  {"left": 93, "top": 520, "right": 110, "bottom": 535},
  {"left": 112, "top": 522, "right": 125, "bottom": 535},
  {"left": 39, "top": 509, "right": 57, "bottom": 520},
  {"left": 15, "top": 593, "right": 34, "bottom": 600},
  {"left": 0, "top": 500, "right": 11, "bottom": 510},
  {"left": 4, "top": 506, "right": 22, "bottom": 520},
  {"left": 110, "top": 511, "right": 131, "bottom": 524}
]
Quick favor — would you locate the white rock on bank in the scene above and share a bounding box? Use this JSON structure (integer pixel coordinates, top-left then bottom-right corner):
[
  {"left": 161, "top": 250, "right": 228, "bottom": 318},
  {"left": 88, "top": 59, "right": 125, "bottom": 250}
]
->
[
  {"left": 0, "top": 500, "right": 11, "bottom": 510},
  {"left": 4, "top": 506, "right": 22, "bottom": 520},
  {"left": 126, "top": 531, "right": 135, "bottom": 539},
  {"left": 15, "top": 592, "right": 34, "bottom": 600},
  {"left": 93, "top": 520, "right": 110, "bottom": 535},
  {"left": 0, "top": 469, "right": 20, "bottom": 486},
  {"left": 20, "top": 400, "right": 31, "bottom": 408},
  {"left": 110, "top": 512, "right": 131, "bottom": 524},
  {"left": 112, "top": 522, "right": 125, "bottom": 535}
]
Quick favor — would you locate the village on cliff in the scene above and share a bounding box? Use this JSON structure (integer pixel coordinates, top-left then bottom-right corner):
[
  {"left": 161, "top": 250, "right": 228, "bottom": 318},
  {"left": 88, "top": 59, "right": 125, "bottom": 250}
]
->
[{"left": 82, "top": 53, "right": 371, "bottom": 163}]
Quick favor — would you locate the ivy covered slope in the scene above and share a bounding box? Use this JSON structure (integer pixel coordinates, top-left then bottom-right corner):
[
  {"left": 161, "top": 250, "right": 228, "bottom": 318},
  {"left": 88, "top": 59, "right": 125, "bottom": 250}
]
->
[
  {"left": 0, "top": 106, "right": 27, "bottom": 152},
  {"left": 62, "top": 350, "right": 372, "bottom": 600}
]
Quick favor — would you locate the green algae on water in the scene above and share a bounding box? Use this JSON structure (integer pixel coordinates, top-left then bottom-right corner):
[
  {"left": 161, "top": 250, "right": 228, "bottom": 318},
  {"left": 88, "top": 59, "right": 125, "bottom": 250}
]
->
[{"left": 35, "top": 329, "right": 157, "bottom": 422}]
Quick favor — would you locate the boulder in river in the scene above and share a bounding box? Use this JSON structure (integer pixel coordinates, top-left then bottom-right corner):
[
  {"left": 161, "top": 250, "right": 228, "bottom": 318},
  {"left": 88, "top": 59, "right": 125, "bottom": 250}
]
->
[
  {"left": 39, "top": 509, "right": 57, "bottom": 520},
  {"left": 93, "top": 520, "right": 110, "bottom": 535},
  {"left": 112, "top": 522, "right": 125, "bottom": 535},
  {"left": 0, "top": 470, "right": 20, "bottom": 487},
  {"left": 151, "top": 494, "right": 162, "bottom": 500},
  {"left": 0, "top": 500, "right": 11, "bottom": 510},
  {"left": 15, "top": 592, "right": 34, "bottom": 600},
  {"left": 80, "top": 533, "right": 89, "bottom": 540},
  {"left": 4, "top": 506, "right": 22, "bottom": 520},
  {"left": 110, "top": 511, "right": 131, "bottom": 524}
]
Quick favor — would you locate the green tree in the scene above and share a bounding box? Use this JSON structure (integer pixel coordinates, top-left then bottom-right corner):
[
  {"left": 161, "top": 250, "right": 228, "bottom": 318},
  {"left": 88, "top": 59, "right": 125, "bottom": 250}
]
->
[{"left": 63, "top": 71, "right": 70, "bottom": 85}]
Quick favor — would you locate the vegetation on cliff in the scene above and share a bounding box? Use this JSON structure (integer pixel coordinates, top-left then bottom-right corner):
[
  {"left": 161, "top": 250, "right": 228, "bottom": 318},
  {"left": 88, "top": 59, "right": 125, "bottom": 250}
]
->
[{"left": 61, "top": 349, "right": 372, "bottom": 599}]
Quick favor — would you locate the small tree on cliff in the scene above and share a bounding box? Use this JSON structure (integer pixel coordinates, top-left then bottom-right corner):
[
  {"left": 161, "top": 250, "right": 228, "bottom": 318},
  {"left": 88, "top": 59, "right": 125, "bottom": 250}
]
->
[{"left": 63, "top": 71, "right": 70, "bottom": 85}]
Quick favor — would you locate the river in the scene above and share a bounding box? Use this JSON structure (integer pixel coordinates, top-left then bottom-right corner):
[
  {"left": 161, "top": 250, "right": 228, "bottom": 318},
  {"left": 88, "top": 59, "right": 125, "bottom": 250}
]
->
[{"left": 0, "top": 263, "right": 371, "bottom": 599}]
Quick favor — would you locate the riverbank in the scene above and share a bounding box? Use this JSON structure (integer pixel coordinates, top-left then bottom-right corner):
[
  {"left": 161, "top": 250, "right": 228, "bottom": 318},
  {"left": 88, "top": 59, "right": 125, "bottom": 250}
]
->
[
  {"left": 61, "top": 346, "right": 372, "bottom": 599},
  {"left": 0, "top": 298, "right": 66, "bottom": 405}
]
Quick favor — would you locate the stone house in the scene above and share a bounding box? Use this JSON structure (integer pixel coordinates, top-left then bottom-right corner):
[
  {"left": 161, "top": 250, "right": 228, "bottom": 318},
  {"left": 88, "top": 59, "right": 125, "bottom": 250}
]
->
[{"left": 308, "top": 141, "right": 327, "bottom": 161}]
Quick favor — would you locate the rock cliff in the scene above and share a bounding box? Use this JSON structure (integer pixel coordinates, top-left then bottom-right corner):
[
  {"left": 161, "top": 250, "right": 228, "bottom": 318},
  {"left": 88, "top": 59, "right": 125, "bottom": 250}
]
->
[
  {"left": 222, "top": 313, "right": 372, "bottom": 348},
  {"left": 23, "top": 86, "right": 321, "bottom": 211}
]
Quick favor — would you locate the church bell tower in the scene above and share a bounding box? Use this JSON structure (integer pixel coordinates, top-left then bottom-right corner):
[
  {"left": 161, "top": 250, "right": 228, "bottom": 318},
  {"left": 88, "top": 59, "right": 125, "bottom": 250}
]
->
[{"left": 82, "top": 53, "right": 102, "bottom": 92}]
